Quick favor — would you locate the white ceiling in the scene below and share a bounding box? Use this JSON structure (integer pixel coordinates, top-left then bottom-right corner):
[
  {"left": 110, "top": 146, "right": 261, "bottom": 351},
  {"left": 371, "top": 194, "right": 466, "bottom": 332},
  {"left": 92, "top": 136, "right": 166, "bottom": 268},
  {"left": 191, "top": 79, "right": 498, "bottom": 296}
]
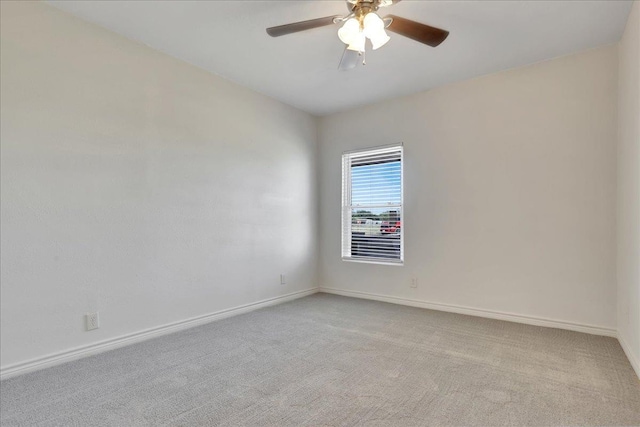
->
[{"left": 48, "top": 0, "right": 633, "bottom": 116}]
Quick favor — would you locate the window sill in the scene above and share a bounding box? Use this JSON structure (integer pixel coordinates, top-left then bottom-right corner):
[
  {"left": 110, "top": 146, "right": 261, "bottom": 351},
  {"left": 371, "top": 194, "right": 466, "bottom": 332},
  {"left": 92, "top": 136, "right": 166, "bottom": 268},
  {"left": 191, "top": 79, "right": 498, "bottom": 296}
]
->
[{"left": 342, "top": 257, "right": 404, "bottom": 266}]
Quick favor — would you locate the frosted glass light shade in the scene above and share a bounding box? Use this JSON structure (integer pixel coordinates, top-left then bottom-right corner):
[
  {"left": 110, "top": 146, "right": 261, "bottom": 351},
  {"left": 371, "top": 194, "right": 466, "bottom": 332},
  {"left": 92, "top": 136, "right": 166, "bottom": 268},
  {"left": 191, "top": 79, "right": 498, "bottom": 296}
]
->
[
  {"left": 338, "top": 18, "right": 360, "bottom": 45},
  {"left": 363, "top": 12, "right": 390, "bottom": 50},
  {"left": 363, "top": 12, "right": 384, "bottom": 37},
  {"left": 347, "top": 32, "right": 366, "bottom": 52},
  {"left": 369, "top": 31, "right": 390, "bottom": 49}
]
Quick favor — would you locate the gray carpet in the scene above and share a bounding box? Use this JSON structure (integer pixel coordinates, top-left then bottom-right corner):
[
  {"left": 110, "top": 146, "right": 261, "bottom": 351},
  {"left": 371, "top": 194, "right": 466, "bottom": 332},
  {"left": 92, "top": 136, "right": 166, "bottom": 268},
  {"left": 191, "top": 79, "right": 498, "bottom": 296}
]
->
[{"left": 1, "top": 293, "right": 639, "bottom": 426}]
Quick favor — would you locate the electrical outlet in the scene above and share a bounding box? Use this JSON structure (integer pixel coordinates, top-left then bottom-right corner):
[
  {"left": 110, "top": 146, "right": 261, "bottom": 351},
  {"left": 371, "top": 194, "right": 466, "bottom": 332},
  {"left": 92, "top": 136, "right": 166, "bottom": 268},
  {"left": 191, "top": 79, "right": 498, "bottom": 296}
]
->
[
  {"left": 280, "top": 274, "right": 286, "bottom": 285},
  {"left": 86, "top": 312, "right": 100, "bottom": 331},
  {"left": 410, "top": 278, "right": 418, "bottom": 289}
]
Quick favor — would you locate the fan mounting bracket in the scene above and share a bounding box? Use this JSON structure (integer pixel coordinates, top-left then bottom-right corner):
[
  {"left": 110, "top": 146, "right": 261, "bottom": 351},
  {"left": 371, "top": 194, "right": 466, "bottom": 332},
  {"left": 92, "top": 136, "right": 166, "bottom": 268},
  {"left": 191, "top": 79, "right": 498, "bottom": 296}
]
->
[{"left": 346, "top": 0, "right": 387, "bottom": 15}]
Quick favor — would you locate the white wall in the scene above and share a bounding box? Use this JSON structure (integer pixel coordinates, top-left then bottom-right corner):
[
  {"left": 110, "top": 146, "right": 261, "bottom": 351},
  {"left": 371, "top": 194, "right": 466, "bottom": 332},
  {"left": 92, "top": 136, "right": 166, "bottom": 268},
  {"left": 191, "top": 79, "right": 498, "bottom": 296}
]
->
[
  {"left": 319, "top": 46, "right": 619, "bottom": 331},
  {"left": 0, "top": 1, "right": 318, "bottom": 371},
  {"left": 617, "top": 0, "right": 640, "bottom": 375}
]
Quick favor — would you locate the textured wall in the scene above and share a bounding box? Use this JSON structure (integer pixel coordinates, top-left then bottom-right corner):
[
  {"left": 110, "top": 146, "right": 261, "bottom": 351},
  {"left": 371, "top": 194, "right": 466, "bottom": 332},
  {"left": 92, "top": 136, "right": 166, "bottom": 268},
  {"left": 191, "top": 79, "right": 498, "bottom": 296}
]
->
[{"left": 0, "top": 1, "right": 318, "bottom": 369}]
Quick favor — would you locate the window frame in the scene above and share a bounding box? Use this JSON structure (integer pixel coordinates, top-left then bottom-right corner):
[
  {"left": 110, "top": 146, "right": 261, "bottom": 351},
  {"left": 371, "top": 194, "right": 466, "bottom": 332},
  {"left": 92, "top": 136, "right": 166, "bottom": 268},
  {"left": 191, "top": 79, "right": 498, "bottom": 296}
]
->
[{"left": 341, "top": 143, "right": 404, "bottom": 266}]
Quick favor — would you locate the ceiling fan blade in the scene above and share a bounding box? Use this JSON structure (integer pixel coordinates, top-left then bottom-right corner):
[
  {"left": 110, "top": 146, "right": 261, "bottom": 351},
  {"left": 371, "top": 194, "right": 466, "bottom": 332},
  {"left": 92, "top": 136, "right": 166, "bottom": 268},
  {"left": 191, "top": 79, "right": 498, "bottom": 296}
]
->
[
  {"left": 266, "top": 15, "right": 340, "bottom": 37},
  {"left": 338, "top": 47, "right": 360, "bottom": 71},
  {"left": 385, "top": 15, "right": 449, "bottom": 47}
]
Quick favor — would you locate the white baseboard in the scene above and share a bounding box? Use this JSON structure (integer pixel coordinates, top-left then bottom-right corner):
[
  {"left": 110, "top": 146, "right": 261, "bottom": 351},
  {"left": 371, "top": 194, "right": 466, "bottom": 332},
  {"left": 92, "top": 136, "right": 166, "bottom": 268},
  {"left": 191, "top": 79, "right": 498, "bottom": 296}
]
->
[
  {"left": 319, "top": 287, "right": 617, "bottom": 338},
  {"left": 0, "top": 287, "right": 319, "bottom": 381},
  {"left": 4, "top": 287, "right": 633, "bottom": 382},
  {"left": 618, "top": 333, "right": 640, "bottom": 381}
]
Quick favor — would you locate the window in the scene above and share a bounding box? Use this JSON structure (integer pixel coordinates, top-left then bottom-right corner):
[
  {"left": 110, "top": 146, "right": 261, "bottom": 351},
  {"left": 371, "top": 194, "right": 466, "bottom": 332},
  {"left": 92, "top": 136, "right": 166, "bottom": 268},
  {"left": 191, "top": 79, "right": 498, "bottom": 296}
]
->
[{"left": 342, "top": 144, "right": 403, "bottom": 264}]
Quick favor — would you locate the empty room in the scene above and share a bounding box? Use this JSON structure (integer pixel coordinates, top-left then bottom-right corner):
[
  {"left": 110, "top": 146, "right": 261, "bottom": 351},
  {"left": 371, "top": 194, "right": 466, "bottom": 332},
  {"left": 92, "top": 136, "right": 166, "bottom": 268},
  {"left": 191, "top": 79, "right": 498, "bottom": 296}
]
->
[{"left": 1, "top": 0, "right": 639, "bottom": 425}]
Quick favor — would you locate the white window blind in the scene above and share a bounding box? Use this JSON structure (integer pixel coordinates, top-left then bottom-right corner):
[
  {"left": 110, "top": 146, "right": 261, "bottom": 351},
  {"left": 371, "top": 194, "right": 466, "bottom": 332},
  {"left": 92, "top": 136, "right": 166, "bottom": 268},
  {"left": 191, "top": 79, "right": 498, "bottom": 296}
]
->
[{"left": 342, "top": 144, "right": 403, "bottom": 264}]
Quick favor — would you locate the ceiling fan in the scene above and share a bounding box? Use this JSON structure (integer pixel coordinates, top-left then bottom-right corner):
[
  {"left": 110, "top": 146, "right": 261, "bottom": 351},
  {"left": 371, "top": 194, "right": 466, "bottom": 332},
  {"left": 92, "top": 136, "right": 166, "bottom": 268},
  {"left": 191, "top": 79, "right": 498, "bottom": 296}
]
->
[{"left": 266, "top": 0, "right": 449, "bottom": 71}]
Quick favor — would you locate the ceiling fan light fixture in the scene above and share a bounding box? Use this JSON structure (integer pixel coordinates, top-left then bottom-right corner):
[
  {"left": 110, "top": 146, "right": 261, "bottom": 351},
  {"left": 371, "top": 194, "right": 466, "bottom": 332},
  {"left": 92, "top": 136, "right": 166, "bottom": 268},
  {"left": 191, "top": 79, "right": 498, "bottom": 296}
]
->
[
  {"left": 362, "top": 12, "right": 390, "bottom": 50},
  {"left": 347, "top": 31, "right": 366, "bottom": 52},
  {"left": 363, "top": 12, "right": 384, "bottom": 35},
  {"left": 338, "top": 18, "right": 360, "bottom": 45},
  {"left": 369, "top": 31, "right": 390, "bottom": 50}
]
